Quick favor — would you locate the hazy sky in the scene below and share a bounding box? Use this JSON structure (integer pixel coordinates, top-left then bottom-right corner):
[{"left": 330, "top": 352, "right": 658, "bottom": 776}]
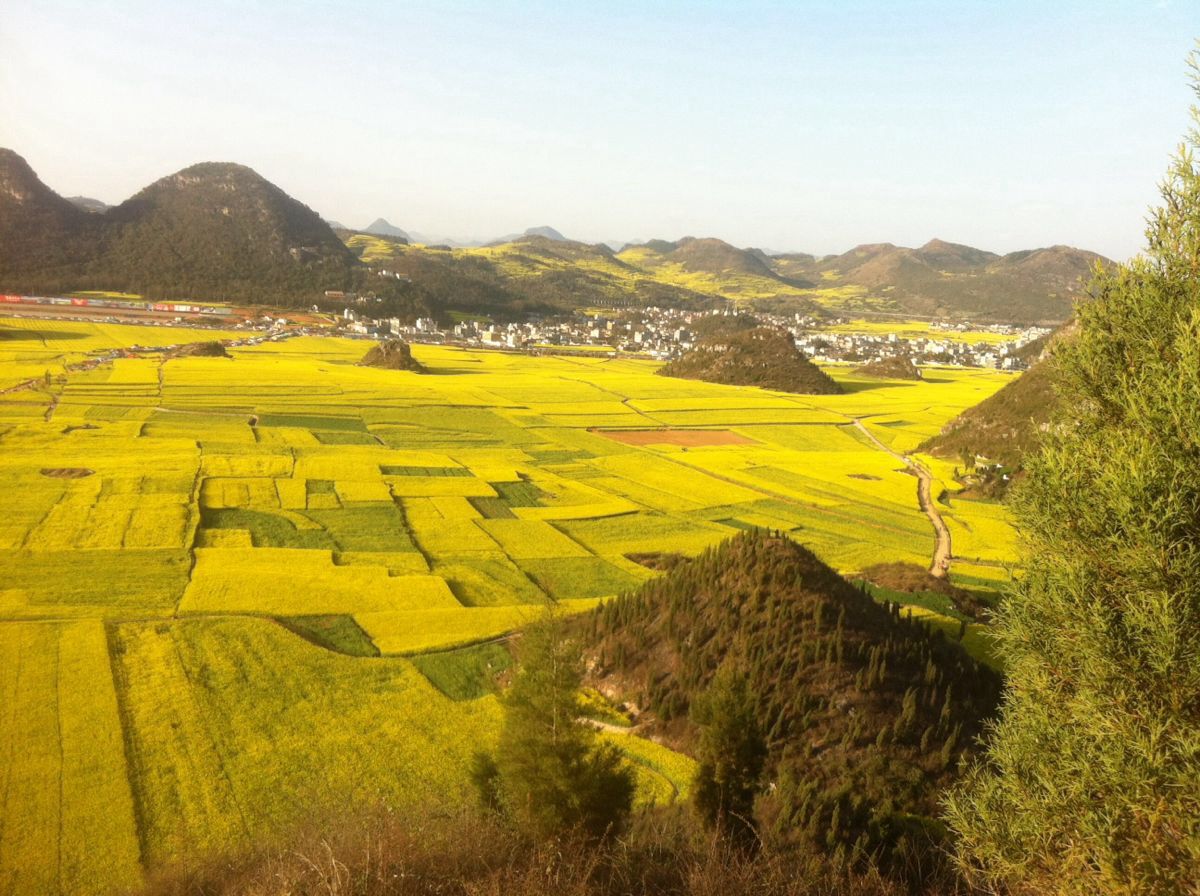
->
[{"left": 2, "top": 1, "right": 1196, "bottom": 259}]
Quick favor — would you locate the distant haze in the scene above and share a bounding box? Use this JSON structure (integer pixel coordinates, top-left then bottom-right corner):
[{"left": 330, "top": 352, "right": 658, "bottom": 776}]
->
[{"left": 1, "top": 0, "right": 1194, "bottom": 261}]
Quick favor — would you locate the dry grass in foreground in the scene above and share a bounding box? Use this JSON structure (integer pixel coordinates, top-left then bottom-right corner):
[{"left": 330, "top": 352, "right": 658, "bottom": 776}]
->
[{"left": 139, "top": 807, "right": 964, "bottom": 896}]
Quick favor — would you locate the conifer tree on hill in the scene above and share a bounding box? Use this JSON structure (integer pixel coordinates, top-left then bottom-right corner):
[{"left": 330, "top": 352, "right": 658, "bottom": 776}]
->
[
  {"left": 691, "top": 664, "right": 767, "bottom": 848},
  {"left": 945, "top": 54, "right": 1200, "bottom": 895},
  {"left": 472, "top": 619, "right": 635, "bottom": 841}
]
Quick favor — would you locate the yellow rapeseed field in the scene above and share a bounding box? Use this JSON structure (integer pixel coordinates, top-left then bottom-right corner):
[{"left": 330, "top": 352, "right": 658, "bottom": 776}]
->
[{"left": 0, "top": 317, "right": 1020, "bottom": 894}]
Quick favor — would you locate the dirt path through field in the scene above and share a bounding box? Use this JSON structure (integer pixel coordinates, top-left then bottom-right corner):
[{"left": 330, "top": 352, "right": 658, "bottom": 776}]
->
[
  {"left": 581, "top": 718, "right": 681, "bottom": 799},
  {"left": 852, "top": 419, "right": 952, "bottom": 578}
]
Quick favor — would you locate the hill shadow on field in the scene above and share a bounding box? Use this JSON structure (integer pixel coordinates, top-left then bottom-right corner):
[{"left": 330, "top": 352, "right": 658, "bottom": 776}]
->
[
  {"left": 421, "top": 367, "right": 484, "bottom": 376},
  {"left": 835, "top": 378, "right": 919, "bottom": 394},
  {"left": 0, "top": 326, "right": 87, "bottom": 341}
]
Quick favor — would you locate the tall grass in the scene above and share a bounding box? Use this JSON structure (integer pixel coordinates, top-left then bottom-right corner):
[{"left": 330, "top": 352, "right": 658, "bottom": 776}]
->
[{"left": 140, "top": 807, "right": 942, "bottom": 896}]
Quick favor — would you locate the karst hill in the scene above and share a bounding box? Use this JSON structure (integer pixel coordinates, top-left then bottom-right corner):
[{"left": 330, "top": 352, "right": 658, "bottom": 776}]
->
[
  {"left": 657, "top": 327, "right": 843, "bottom": 394},
  {"left": 582, "top": 530, "right": 1002, "bottom": 865}
]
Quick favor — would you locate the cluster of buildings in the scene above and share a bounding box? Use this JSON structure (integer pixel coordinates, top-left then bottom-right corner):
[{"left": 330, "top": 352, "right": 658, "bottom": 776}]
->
[
  {"left": 6, "top": 291, "right": 1045, "bottom": 372},
  {"left": 792, "top": 327, "right": 1043, "bottom": 371},
  {"left": 342, "top": 306, "right": 1049, "bottom": 371}
]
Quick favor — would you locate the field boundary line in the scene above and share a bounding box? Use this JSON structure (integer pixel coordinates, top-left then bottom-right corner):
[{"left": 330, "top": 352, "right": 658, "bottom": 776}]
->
[
  {"left": 175, "top": 450, "right": 207, "bottom": 618},
  {"left": 169, "top": 630, "right": 254, "bottom": 846},
  {"left": 103, "top": 621, "right": 151, "bottom": 872},
  {"left": 0, "top": 626, "right": 28, "bottom": 865},
  {"left": 53, "top": 629, "right": 66, "bottom": 892}
]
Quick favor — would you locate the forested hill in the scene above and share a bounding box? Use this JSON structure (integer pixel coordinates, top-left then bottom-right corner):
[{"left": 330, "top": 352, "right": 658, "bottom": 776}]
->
[
  {"left": 0, "top": 150, "right": 389, "bottom": 307},
  {"left": 0, "top": 148, "right": 97, "bottom": 282},
  {"left": 921, "top": 360, "right": 1057, "bottom": 471},
  {"left": 98, "top": 162, "right": 357, "bottom": 300},
  {"left": 657, "top": 327, "right": 843, "bottom": 394},
  {"left": 581, "top": 531, "right": 1002, "bottom": 867},
  {"left": 921, "top": 323, "right": 1072, "bottom": 471}
]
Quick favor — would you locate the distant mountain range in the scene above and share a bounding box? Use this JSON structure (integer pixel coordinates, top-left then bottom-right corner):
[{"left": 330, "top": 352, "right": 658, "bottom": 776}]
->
[
  {"left": 345, "top": 230, "right": 1101, "bottom": 323},
  {"left": 331, "top": 220, "right": 571, "bottom": 248},
  {"left": 0, "top": 149, "right": 1105, "bottom": 323},
  {"left": 355, "top": 223, "right": 571, "bottom": 248},
  {"left": 761, "top": 238, "right": 1105, "bottom": 323}
]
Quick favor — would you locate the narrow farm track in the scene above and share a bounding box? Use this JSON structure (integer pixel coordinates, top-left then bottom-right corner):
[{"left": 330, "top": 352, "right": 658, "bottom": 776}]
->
[
  {"left": 0, "top": 377, "right": 40, "bottom": 395},
  {"left": 583, "top": 718, "right": 645, "bottom": 736},
  {"left": 582, "top": 719, "right": 681, "bottom": 800},
  {"left": 852, "top": 419, "right": 952, "bottom": 577},
  {"left": 149, "top": 405, "right": 250, "bottom": 418}
]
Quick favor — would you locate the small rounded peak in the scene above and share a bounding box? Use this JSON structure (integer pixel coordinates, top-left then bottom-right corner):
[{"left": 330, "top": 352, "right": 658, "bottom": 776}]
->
[
  {"left": 362, "top": 218, "right": 410, "bottom": 240},
  {"left": 172, "top": 161, "right": 263, "bottom": 179},
  {"left": 855, "top": 355, "right": 923, "bottom": 380},
  {"left": 66, "top": 196, "right": 110, "bottom": 213},
  {"left": 523, "top": 225, "right": 567, "bottom": 241},
  {"left": 123, "top": 161, "right": 294, "bottom": 210},
  {"left": 916, "top": 239, "right": 998, "bottom": 268},
  {"left": 837, "top": 243, "right": 900, "bottom": 265},
  {"left": 150, "top": 162, "right": 272, "bottom": 194},
  {"left": 359, "top": 339, "right": 426, "bottom": 372}
]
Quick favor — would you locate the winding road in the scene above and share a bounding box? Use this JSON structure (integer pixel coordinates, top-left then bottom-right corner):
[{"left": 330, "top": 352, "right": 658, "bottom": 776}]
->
[{"left": 852, "top": 419, "right": 952, "bottom": 578}]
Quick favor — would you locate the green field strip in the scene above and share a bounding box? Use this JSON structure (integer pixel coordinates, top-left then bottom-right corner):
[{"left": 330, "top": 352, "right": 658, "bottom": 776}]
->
[
  {"left": 0, "top": 625, "right": 28, "bottom": 889},
  {"left": 57, "top": 621, "right": 143, "bottom": 894},
  {"left": 0, "top": 624, "right": 62, "bottom": 895},
  {"left": 114, "top": 622, "right": 251, "bottom": 865}
]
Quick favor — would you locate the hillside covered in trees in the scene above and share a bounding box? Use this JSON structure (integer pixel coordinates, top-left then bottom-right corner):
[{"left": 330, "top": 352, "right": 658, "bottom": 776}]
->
[
  {"left": 0, "top": 150, "right": 427, "bottom": 313},
  {"left": 359, "top": 339, "right": 426, "bottom": 371},
  {"left": 944, "top": 67, "right": 1200, "bottom": 893},
  {"left": 855, "top": 355, "right": 923, "bottom": 380},
  {"left": 921, "top": 325, "right": 1070, "bottom": 470},
  {"left": 582, "top": 531, "right": 1002, "bottom": 868},
  {"left": 658, "top": 328, "right": 844, "bottom": 394}
]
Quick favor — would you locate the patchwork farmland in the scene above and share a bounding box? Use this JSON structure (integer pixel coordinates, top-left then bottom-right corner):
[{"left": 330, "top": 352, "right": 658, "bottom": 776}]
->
[{"left": 0, "top": 317, "right": 1018, "bottom": 894}]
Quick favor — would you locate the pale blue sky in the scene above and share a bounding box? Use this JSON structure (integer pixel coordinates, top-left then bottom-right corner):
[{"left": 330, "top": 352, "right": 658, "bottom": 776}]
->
[{"left": 2, "top": 1, "right": 1196, "bottom": 258}]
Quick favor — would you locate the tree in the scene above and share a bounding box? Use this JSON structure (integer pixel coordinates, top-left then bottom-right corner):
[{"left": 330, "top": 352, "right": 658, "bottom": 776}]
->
[
  {"left": 474, "top": 619, "right": 634, "bottom": 840},
  {"left": 691, "top": 664, "right": 767, "bottom": 847},
  {"left": 945, "top": 54, "right": 1200, "bottom": 895},
  {"left": 958, "top": 448, "right": 975, "bottom": 473}
]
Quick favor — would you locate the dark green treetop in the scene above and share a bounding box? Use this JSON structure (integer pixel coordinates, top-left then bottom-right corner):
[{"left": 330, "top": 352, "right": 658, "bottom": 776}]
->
[{"left": 945, "top": 52, "right": 1200, "bottom": 895}]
